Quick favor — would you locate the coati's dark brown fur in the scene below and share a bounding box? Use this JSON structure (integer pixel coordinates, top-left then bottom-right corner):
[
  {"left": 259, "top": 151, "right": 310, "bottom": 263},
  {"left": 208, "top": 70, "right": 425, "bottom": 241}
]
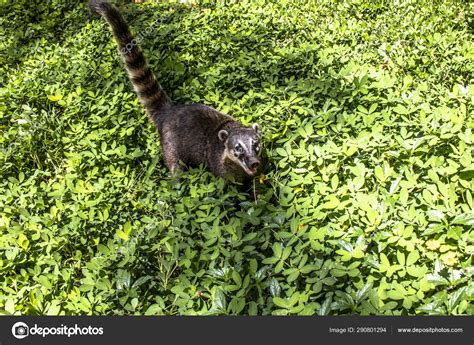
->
[{"left": 89, "top": 0, "right": 261, "bottom": 182}]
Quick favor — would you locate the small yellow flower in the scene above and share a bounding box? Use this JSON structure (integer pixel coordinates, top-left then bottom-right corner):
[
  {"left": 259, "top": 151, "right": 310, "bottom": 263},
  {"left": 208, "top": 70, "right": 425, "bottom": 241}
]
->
[
  {"left": 442, "top": 252, "right": 458, "bottom": 267},
  {"left": 426, "top": 239, "right": 440, "bottom": 251},
  {"left": 259, "top": 174, "right": 265, "bottom": 184}
]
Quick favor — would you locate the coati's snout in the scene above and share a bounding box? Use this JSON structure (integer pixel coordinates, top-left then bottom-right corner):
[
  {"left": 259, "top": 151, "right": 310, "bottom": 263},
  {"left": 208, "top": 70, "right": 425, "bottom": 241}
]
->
[{"left": 219, "top": 123, "right": 261, "bottom": 176}]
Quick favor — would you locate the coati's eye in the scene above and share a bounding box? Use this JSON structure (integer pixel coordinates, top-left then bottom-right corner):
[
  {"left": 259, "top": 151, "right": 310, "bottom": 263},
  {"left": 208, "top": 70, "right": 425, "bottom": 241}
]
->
[
  {"left": 253, "top": 142, "right": 260, "bottom": 152},
  {"left": 234, "top": 145, "right": 243, "bottom": 154}
]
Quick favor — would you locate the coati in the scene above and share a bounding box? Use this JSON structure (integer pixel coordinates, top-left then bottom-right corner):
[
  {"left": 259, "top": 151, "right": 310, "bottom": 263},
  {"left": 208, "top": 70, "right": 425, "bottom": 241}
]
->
[{"left": 89, "top": 0, "right": 261, "bottom": 183}]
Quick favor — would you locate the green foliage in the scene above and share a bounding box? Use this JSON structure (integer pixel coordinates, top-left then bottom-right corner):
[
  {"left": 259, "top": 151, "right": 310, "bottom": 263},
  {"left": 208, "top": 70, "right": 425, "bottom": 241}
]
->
[{"left": 1, "top": 0, "right": 473, "bottom": 315}]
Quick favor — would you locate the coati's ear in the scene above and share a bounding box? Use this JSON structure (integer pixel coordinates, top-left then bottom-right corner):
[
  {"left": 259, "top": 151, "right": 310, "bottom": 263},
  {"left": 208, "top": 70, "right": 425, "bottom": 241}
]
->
[
  {"left": 218, "top": 129, "right": 229, "bottom": 141},
  {"left": 251, "top": 123, "right": 260, "bottom": 135}
]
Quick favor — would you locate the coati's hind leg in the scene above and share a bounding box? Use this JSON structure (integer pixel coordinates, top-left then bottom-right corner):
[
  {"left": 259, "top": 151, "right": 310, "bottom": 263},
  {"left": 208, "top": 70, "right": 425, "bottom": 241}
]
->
[
  {"left": 162, "top": 147, "right": 179, "bottom": 175},
  {"left": 164, "top": 156, "right": 179, "bottom": 175},
  {"left": 160, "top": 132, "right": 180, "bottom": 175}
]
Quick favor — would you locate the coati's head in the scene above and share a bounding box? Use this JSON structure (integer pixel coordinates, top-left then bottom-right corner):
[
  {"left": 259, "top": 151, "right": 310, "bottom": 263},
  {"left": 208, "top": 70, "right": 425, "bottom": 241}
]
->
[{"left": 218, "top": 123, "right": 261, "bottom": 176}]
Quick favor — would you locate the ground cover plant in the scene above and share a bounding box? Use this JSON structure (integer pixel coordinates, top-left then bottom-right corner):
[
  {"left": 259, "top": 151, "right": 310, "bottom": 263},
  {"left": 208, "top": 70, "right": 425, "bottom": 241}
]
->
[{"left": 0, "top": 0, "right": 473, "bottom": 315}]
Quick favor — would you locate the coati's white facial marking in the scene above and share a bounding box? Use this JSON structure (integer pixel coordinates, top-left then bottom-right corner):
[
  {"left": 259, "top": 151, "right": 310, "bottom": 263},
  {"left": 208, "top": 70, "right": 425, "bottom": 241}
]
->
[{"left": 220, "top": 125, "right": 261, "bottom": 176}]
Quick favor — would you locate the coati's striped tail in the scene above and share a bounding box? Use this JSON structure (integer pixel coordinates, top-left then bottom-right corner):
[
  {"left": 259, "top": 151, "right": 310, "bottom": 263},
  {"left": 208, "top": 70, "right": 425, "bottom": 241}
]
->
[{"left": 89, "top": 0, "right": 170, "bottom": 123}]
